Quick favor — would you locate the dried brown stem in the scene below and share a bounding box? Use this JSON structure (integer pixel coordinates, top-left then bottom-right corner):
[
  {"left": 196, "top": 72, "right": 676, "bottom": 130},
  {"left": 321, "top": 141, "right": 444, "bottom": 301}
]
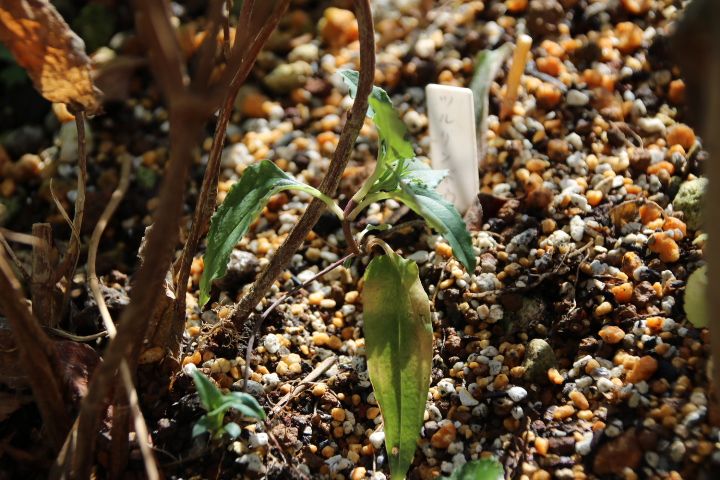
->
[
  {"left": 269, "top": 355, "right": 337, "bottom": 415},
  {"left": 0, "top": 229, "right": 30, "bottom": 280},
  {"left": 0, "top": 247, "right": 70, "bottom": 450},
  {"left": 82, "top": 155, "right": 142, "bottom": 478},
  {"left": 31, "top": 223, "right": 55, "bottom": 326},
  {"left": 229, "top": 0, "right": 376, "bottom": 330},
  {"left": 87, "top": 156, "right": 132, "bottom": 337},
  {"left": 63, "top": 0, "right": 292, "bottom": 474},
  {"left": 172, "top": 0, "right": 290, "bottom": 354},
  {"left": 67, "top": 107, "right": 203, "bottom": 478},
  {"left": 55, "top": 109, "right": 87, "bottom": 287},
  {"left": 192, "top": 0, "right": 224, "bottom": 91}
]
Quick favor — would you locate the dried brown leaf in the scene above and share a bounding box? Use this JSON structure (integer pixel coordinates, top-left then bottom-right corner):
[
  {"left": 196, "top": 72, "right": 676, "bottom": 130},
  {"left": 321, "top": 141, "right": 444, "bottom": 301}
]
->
[{"left": 0, "top": 0, "right": 101, "bottom": 112}]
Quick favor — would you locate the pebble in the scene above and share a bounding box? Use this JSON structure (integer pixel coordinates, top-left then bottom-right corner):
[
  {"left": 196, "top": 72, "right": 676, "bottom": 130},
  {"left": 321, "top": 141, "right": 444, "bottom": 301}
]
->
[
  {"left": 430, "top": 422, "right": 457, "bottom": 449},
  {"left": 369, "top": 431, "right": 385, "bottom": 449},
  {"left": 263, "top": 334, "right": 281, "bottom": 354},
  {"left": 566, "top": 89, "right": 589, "bottom": 107},
  {"left": 523, "top": 339, "right": 557, "bottom": 383},
  {"left": 507, "top": 386, "right": 528, "bottom": 402},
  {"left": 458, "top": 387, "right": 479, "bottom": 407},
  {"left": 638, "top": 117, "right": 666, "bottom": 134}
]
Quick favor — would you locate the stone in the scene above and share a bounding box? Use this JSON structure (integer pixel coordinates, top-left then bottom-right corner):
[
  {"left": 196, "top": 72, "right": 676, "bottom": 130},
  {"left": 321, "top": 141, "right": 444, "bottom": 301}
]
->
[
  {"left": 522, "top": 339, "right": 557, "bottom": 384},
  {"left": 672, "top": 177, "right": 707, "bottom": 231},
  {"left": 218, "top": 250, "right": 259, "bottom": 290},
  {"left": 289, "top": 43, "right": 319, "bottom": 63},
  {"left": 566, "top": 89, "right": 589, "bottom": 106},
  {"left": 264, "top": 61, "right": 313, "bottom": 94}
]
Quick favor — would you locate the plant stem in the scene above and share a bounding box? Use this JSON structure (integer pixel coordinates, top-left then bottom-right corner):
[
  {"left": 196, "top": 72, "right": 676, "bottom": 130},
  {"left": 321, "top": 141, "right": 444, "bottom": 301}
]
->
[
  {"left": 0, "top": 247, "right": 70, "bottom": 450},
  {"left": 229, "top": 0, "right": 376, "bottom": 331},
  {"left": 171, "top": 0, "right": 291, "bottom": 356},
  {"left": 348, "top": 191, "right": 394, "bottom": 221}
]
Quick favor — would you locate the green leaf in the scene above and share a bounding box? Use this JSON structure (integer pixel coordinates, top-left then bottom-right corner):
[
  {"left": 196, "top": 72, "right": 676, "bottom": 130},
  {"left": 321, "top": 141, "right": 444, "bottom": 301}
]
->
[
  {"left": 392, "top": 182, "right": 476, "bottom": 272},
  {"left": 223, "top": 422, "right": 242, "bottom": 439},
  {"left": 192, "top": 369, "right": 225, "bottom": 412},
  {"left": 370, "top": 158, "right": 447, "bottom": 195},
  {"left": 199, "top": 160, "right": 342, "bottom": 306},
  {"left": 470, "top": 44, "right": 512, "bottom": 127},
  {"left": 469, "top": 44, "right": 511, "bottom": 163},
  {"left": 685, "top": 265, "right": 708, "bottom": 328},
  {"left": 362, "top": 251, "right": 433, "bottom": 480},
  {"left": 207, "top": 392, "right": 266, "bottom": 421},
  {"left": 339, "top": 70, "right": 415, "bottom": 191},
  {"left": 440, "top": 458, "right": 504, "bottom": 480},
  {"left": 192, "top": 416, "right": 211, "bottom": 438}
]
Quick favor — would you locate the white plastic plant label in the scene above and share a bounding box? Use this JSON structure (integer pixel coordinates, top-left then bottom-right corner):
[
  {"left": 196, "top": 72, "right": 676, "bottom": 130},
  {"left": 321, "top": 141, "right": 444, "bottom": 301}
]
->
[{"left": 425, "top": 84, "right": 479, "bottom": 213}]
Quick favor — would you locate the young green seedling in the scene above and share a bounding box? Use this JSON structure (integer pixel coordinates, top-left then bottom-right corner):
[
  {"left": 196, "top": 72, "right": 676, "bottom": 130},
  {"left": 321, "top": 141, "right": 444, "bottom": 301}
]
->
[
  {"left": 191, "top": 368, "right": 265, "bottom": 439},
  {"left": 199, "top": 70, "right": 476, "bottom": 478}
]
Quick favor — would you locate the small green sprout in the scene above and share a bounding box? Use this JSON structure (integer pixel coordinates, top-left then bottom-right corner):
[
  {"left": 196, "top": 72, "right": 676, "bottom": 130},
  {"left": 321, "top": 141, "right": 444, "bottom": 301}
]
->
[{"left": 191, "top": 367, "right": 265, "bottom": 439}]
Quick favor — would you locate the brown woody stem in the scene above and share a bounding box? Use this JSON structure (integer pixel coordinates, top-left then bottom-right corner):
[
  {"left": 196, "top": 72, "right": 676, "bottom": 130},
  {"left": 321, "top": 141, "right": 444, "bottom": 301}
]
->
[
  {"left": 171, "top": 0, "right": 291, "bottom": 357},
  {"left": 229, "top": 0, "right": 375, "bottom": 330}
]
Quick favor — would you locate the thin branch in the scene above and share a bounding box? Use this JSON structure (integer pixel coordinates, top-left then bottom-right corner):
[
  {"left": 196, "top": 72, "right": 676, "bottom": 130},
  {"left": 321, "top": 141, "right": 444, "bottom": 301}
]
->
[
  {"left": 134, "top": 0, "right": 186, "bottom": 97},
  {"left": 85, "top": 155, "right": 158, "bottom": 479},
  {"left": 229, "top": 0, "right": 376, "bottom": 330},
  {"left": 172, "top": 0, "right": 291, "bottom": 354},
  {"left": 0, "top": 230, "right": 29, "bottom": 280},
  {"left": 192, "top": 0, "right": 224, "bottom": 91},
  {"left": 87, "top": 155, "right": 132, "bottom": 338},
  {"left": 119, "top": 362, "right": 159, "bottom": 480},
  {"left": 31, "top": 223, "right": 56, "bottom": 326},
  {"left": 269, "top": 355, "right": 337, "bottom": 415},
  {"left": 55, "top": 109, "right": 87, "bottom": 285},
  {"left": 221, "top": 0, "right": 232, "bottom": 61},
  {"left": 0, "top": 246, "right": 70, "bottom": 450},
  {"left": 66, "top": 109, "right": 204, "bottom": 479}
]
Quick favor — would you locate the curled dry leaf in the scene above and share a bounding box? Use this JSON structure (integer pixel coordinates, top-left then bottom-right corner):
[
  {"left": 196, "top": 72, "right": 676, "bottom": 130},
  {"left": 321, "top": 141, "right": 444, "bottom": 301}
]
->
[{"left": 0, "top": 0, "right": 101, "bottom": 112}]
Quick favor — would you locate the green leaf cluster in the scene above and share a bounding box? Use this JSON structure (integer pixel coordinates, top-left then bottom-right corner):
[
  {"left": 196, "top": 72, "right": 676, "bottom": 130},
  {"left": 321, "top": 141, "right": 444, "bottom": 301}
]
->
[
  {"left": 340, "top": 70, "right": 476, "bottom": 272},
  {"left": 191, "top": 368, "right": 265, "bottom": 439}
]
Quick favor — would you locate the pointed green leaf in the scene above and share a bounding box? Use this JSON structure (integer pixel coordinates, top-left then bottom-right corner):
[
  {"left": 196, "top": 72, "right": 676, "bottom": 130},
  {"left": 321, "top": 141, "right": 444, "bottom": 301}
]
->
[
  {"left": 192, "top": 416, "right": 211, "bottom": 438},
  {"left": 206, "top": 392, "right": 266, "bottom": 421},
  {"left": 440, "top": 458, "right": 504, "bottom": 480},
  {"left": 363, "top": 251, "right": 433, "bottom": 480},
  {"left": 339, "top": 70, "right": 414, "bottom": 170},
  {"left": 470, "top": 44, "right": 512, "bottom": 163},
  {"left": 389, "top": 183, "right": 476, "bottom": 272},
  {"left": 685, "top": 265, "right": 708, "bottom": 328},
  {"left": 192, "top": 369, "right": 224, "bottom": 411},
  {"left": 199, "top": 160, "right": 342, "bottom": 306}
]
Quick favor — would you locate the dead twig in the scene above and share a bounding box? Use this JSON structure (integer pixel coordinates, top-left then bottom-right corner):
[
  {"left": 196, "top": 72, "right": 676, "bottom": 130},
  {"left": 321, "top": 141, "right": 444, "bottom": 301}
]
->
[
  {"left": 83, "top": 155, "right": 158, "bottom": 480},
  {"left": 31, "top": 223, "right": 55, "bottom": 326},
  {"left": 229, "top": 0, "right": 376, "bottom": 330},
  {"left": 0, "top": 229, "right": 30, "bottom": 280},
  {"left": 55, "top": 109, "right": 87, "bottom": 286},
  {"left": 0, "top": 246, "right": 70, "bottom": 450},
  {"left": 87, "top": 155, "right": 132, "bottom": 338},
  {"left": 64, "top": 0, "right": 290, "bottom": 474},
  {"left": 269, "top": 356, "right": 337, "bottom": 415},
  {"left": 172, "top": 0, "right": 291, "bottom": 357}
]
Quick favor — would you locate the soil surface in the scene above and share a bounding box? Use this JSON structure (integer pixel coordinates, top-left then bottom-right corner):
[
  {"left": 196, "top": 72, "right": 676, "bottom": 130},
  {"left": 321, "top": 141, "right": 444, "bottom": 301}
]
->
[{"left": 0, "top": 1, "right": 718, "bottom": 479}]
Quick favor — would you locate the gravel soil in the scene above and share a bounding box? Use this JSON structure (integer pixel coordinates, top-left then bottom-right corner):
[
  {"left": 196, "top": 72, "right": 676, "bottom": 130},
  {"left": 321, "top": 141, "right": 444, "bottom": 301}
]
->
[{"left": 0, "top": 1, "right": 717, "bottom": 479}]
